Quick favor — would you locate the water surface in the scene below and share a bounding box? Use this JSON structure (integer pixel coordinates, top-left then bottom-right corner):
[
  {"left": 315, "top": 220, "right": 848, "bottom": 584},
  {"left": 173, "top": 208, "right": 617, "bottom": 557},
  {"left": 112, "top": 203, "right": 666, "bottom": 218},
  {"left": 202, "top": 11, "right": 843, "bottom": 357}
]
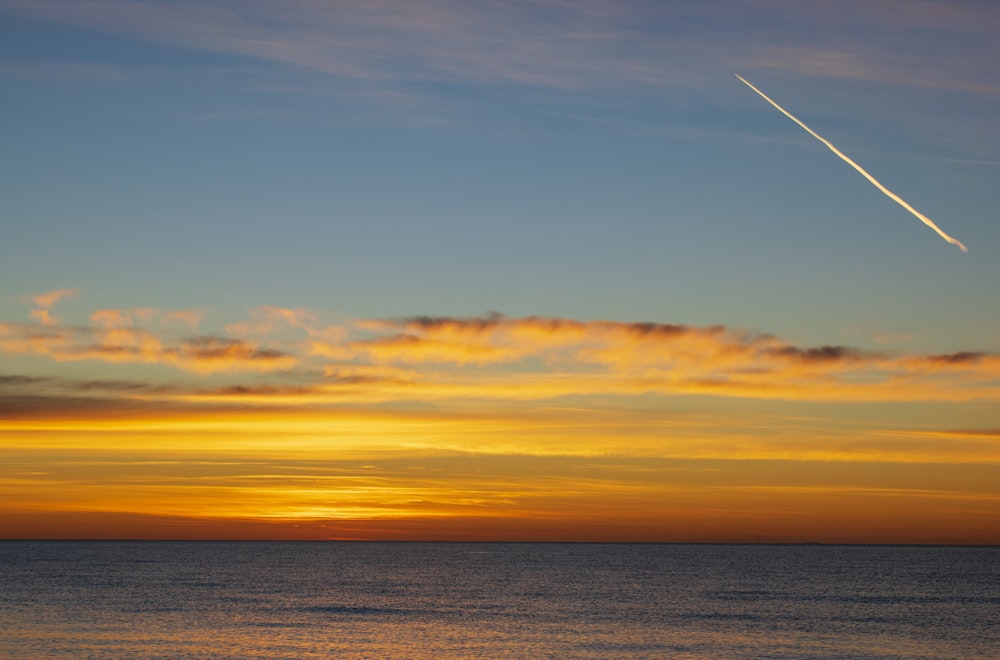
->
[{"left": 1, "top": 542, "right": 996, "bottom": 658}]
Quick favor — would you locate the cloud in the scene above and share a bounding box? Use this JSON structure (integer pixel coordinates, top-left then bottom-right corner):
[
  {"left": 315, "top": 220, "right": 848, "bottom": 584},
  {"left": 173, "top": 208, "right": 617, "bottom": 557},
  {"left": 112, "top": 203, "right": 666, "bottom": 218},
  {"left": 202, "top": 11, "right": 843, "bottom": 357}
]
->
[
  {"left": 4, "top": 306, "right": 1000, "bottom": 404},
  {"left": 90, "top": 307, "right": 204, "bottom": 329},
  {"left": 6, "top": 0, "right": 996, "bottom": 102},
  {"left": 162, "top": 309, "right": 205, "bottom": 329},
  {"left": 90, "top": 308, "right": 155, "bottom": 328},
  {"left": 0, "top": 0, "right": 997, "bottom": 89},
  {"left": 766, "top": 344, "right": 867, "bottom": 365},
  {"left": 3, "top": 0, "right": 996, "bottom": 164},
  {"left": 28, "top": 309, "right": 57, "bottom": 326},
  {"left": 178, "top": 336, "right": 295, "bottom": 373},
  {"left": 342, "top": 315, "right": 1000, "bottom": 403},
  {"left": 225, "top": 305, "right": 326, "bottom": 338},
  {"left": 21, "top": 288, "right": 80, "bottom": 310},
  {"left": 0, "top": 0, "right": 683, "bottom": 91},
  {"left": 0, "top": 374, "right": 51, "bottom": 387},
  {"left": 0, "top": 393, "right": 160, "bottom": 419},
  {"left": 18, "top": 288, "right": 80, "bottom": 326},
  {"left": 0, "top": 373, "right": 185, "bottom": 420},
  {"left": 0, "top": 322, "right": 294, "bottom": 374},
  {"left": 926, "top": 351, "right": 985, "bottom": 365},
  {"left": 344, "top": 333, "right": 525, "bottom": 366}
]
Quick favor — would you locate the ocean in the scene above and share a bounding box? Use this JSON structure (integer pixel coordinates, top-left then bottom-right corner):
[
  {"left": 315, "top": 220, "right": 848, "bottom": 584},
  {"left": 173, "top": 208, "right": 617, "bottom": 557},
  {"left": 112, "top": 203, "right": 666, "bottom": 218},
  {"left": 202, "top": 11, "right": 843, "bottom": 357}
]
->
[{"left": 1, "top": 542, "right": 997, "bottom": 658}]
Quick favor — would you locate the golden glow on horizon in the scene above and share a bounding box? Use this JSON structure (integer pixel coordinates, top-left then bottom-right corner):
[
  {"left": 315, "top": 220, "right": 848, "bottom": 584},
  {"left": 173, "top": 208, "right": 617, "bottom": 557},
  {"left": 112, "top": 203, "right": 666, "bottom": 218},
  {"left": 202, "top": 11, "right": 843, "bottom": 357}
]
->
[
  {"left": 3, "top": 404, "right": 999, "bottom": 543},
  {"left": 4, "top": 407, "right": 1000, "bottom": 463},
  {"left": 2, "top": 296, "right": 1000, "bottom": 542}
]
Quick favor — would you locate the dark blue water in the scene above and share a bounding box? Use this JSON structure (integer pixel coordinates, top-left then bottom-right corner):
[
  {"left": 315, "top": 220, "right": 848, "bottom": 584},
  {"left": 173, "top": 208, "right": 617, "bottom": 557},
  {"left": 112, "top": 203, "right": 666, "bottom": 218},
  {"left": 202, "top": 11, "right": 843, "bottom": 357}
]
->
[{"left": 1, "top": 542, "right": 996, "bottom": 658}]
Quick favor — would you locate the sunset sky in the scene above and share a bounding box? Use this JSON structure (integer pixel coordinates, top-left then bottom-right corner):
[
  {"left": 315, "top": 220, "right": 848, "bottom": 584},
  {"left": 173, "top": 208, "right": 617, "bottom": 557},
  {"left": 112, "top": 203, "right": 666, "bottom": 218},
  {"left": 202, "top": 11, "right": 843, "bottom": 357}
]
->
[{"left": 2, "top": 0, "right": 999, "bottom": 543}]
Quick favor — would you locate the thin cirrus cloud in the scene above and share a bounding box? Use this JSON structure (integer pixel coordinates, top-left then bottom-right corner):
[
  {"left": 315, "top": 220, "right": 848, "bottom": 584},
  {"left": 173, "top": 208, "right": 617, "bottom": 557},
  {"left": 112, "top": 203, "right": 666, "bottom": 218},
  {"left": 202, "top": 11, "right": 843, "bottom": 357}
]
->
[
  {"left": 3, "top": 0, "right": 997, "bottom": 98},
  {"left": 0, "top": 0, "right": 656, "bottom": 89},
  {"left": 4, "top": 301, "right": 1000, "bottom": 405}
]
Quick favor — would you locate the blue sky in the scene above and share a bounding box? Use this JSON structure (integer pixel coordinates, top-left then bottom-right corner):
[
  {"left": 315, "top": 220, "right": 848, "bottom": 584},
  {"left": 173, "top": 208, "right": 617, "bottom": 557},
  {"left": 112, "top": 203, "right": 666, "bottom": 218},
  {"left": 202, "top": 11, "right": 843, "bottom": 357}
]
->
[{"left": 4, "top": 0, "right": 997, "bottom": 349}]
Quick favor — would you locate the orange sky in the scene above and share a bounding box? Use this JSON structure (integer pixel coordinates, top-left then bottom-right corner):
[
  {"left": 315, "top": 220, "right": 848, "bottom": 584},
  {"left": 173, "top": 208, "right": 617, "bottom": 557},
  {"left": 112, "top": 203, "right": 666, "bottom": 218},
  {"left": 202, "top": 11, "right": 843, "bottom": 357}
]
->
[
  {"left": 3, "top": 303, "right": 999, "bottom": 543},
  {"left": 4, "top": 0, "right": 1000, "bottom": 545}
]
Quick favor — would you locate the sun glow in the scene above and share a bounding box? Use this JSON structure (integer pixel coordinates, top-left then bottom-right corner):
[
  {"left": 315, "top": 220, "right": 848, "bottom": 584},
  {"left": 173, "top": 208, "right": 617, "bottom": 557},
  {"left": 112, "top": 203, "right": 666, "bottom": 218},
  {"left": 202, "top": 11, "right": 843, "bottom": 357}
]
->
[
  {"left": 3, "top": 300, "right": 1000, "bottom": 543},
  {"left": 3, "top": 397, "right": 999, "bottom": 543}
]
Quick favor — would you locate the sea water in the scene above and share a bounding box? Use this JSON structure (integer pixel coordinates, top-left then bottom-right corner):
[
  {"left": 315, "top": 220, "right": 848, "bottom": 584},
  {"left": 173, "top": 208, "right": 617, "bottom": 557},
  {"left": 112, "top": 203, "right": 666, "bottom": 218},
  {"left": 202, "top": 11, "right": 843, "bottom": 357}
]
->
[{"left": 0, "top": 542, "right": 996, "bottom": 658}]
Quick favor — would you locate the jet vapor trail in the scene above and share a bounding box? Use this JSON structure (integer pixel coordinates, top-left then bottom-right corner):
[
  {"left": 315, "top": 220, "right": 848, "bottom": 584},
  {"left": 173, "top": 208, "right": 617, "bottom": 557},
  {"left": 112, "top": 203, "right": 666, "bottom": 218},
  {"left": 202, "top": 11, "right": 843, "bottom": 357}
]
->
[{"left": 735, "top": 74, "right": 967, "bottom": 253}]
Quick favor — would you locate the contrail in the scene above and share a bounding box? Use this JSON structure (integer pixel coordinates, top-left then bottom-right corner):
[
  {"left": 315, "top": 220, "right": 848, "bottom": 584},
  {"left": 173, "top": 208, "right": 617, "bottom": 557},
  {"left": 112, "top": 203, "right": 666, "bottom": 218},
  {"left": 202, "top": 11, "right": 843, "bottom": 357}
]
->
[{"left": 735, "top": 74, "right": 967, "bottom": 252}]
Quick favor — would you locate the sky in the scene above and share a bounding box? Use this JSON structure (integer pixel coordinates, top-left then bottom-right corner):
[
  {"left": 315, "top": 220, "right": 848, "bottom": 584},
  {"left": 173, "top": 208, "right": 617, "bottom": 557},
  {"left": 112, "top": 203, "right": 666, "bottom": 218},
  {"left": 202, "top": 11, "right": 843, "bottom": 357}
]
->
[{"left": 2, "top": 0, "right": 1000, "bottom": 543}]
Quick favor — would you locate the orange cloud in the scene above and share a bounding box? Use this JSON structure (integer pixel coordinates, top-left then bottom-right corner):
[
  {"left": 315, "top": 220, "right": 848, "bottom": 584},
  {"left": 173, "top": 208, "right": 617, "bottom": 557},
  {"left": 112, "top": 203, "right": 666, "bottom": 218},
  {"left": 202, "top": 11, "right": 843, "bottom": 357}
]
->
[
  {"left": 306, "top": 315, "right": 998, "bottom": 404},
  {"left": 90, "top": 307, "right": 204, "bottom": 329},
  {"left": 225, "top": 305, "right": 329, "bottom": 337},
  {"left": 162, "top": 309, "right": 204, "bottom": 329},
  {"left": 19, "top": 288, "right": 80, "bottom": 326},
  {"left": 4, "top": 309, "right": 1000, "bottom": 402},
  {"left": 22, "top": 288, "right": 80, "bottom": 310},
  {"left": 348, "top": 334, "right": 526, "bottom": 365},
  {"left": 177, "top": 336, "right": 295, "bottom": 373},
  {"left": 0, "top": 322, "right": 293, "bottom": 374},
  {"left": 90, "top": 308, "right": 140, "bottom": 328},
  {"left": 28, "top": 309, "right": 57, "bottom": 326}
]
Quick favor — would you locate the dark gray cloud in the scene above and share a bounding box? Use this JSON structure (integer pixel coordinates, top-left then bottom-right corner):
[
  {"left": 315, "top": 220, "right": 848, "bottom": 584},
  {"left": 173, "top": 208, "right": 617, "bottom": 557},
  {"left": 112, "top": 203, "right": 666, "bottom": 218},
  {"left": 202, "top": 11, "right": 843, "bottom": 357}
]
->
[
  {"left": 0, "top": 374, "right": 51, "bottom": 387},
  {"left": 767, "top": 345, "right": 868, "bottom": 363},
  {"left": 181, "top": 335, "right": 290, "bottom": 363},
  {"left": 928, "top": 351, "right": 987, "bottom": 365}
]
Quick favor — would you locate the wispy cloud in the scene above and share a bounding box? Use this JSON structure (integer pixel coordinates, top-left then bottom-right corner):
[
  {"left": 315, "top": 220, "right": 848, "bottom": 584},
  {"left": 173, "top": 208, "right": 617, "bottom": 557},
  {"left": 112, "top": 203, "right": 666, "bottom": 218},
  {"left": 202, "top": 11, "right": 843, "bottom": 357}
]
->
[
  {"left": 1, "top": 0, "right": 652, "bottom": 90},
  {"left": 90, "top": 307, "right": 204, "bottom": 330},
  {"left": 17, "top": 288, "right": 80, "bottom": 326},
  {"left": 21, "top": 288, "right": 80, "bottom": 309},
  {"left": 225, "top": 305, "right": 324, "bottom": 338},
  {"left": 4, "top": 0, "right": 996, "bottom": 97},
  {"left": 0, "top": 323, "right": 293, "bottom": 374},
  {"left": 3, "top": 0, "right": 996, "bottom": 161},
  {"left": 5, "top": 298, "right": 999, "bottom": 541},
  {"left": 4, "top": 302, "right": 1000, "bottom": 405}
]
